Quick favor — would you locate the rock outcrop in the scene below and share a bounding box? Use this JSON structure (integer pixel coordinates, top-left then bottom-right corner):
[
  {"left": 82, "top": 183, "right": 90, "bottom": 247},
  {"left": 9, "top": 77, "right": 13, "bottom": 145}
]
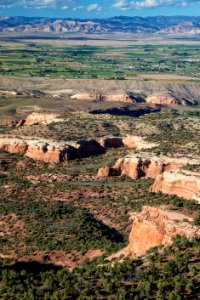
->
[
  {"left": 107, "top": 205, "right": 200, "bottom": 260},
  {"left": 146, "top": 95, "right": 188, "bottom": 106},
  {"left": 0, "top": 136, "right": 158, "bottom": 164},
  {"left": 24, "top": 112, "right": 64, "bottom": 126},
  {"left": 99, "top": 136, "right": 158, "bottom": 150},
  {"left": 0, "top": 138, "right": 28, "bottom": 154},
  {"left": 71, "top": 93, "right": 191, "bottom": 106},
  {"left": 97, "top": 154, "right": 198, "bottom": 179},
  {"left": 0, "top": 90, "right": 17, "bottom": 97},
  {"left": 126, "top": 206, "right": 200, "bottom": 257},
  {"left": 71, "top": 93, "right": 138, "bottom": 103},
  {"left": 150, "top": 170, "right": 200, "bottom": 202},
  {"left": 25, "top": 141, "right": 77, "bottom": 164}
]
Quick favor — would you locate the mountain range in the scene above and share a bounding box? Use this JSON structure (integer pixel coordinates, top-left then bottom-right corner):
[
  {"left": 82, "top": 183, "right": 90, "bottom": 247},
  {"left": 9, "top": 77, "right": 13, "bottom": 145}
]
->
[{"left": 1, "top": 16, "right": 200, "bottom": 34}]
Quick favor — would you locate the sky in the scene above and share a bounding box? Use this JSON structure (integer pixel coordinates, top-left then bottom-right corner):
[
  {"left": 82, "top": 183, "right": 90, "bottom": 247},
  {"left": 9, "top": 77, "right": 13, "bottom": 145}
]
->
[{"left": 1, "top": 0, "right": 200, "bottom": 18}]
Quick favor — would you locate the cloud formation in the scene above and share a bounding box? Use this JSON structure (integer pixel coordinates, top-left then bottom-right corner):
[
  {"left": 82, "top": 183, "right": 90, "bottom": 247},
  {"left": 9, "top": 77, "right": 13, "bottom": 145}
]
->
[
  {"left": 1, "top": 0, "right": 200, "bottom": 10},
  {"left": 0, "top": 0, "right": 103, "bottom": 11},
  {"left": 0, "top": 0, "right": 71, "bottom": 8},
  {"left": 87, "top": 4, "right": 102, "bottom": 12},
  {"left": 113, "top": 0, "right": 200, "bottom": 10}
]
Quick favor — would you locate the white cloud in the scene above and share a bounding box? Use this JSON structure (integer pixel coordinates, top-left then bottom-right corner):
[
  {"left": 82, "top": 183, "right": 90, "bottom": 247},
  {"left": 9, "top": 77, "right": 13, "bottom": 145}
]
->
[
  {"left": 0, "top": 0, "right": 102, "bottom": 11},
  {"left": 0, "top": 0, "right": 76, "bottom": 8},
  {"left": 87, "top": 3, "right": 102, "bottom": 12},
  {"left": 113, "top": 0, "right": 200, "bottom": 10}
]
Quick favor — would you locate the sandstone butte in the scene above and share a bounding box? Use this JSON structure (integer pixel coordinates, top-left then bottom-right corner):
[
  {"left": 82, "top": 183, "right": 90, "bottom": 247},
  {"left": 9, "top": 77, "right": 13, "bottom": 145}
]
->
[
  {"left": 125, "top": 205, "right": 200, "bottom": 257},
  {"left": 150, "top": 170, "right": 200, "bottom": 203},
  {"left": 0, "top": 136, "right": 157, "bottom": 164},
  {"left": 24, "top": 112, "right": 64, "bottom": 126},
  {"left": 71, "top": 93, "right": 138, "bottom": 103},
  {"left": 97, "top": 154, "right": 199, "bottom": 179}
]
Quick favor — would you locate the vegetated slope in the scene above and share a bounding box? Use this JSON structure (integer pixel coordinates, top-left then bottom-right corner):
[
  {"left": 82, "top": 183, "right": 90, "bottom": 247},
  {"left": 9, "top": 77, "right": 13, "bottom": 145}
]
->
[
  {"left": 1, "top": 16, "right": 200, "bottom": 34},
  {"left": 0, "top": 236, "right": 200, "bottom": 299}
]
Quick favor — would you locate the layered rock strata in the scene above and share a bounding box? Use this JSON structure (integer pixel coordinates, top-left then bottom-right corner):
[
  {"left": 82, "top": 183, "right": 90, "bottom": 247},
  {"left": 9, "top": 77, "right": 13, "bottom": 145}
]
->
[
  {"left": 126, "top": 206, "right": 200, "bottom": 257},
  {"left": 71, "top": 93, "right": 191, "bottom": 106},
  {"left": 150, "top": 170, "right": 200, "bottom": 202},
  {"left": 0, "top": 136, "right": 156, "bottom": 164},
  {"left": 24, "top": 112, "right": 64, "bottom": 126},
  {"left": 71, "top": 93, "right": 139, "bottom": 103},
  {"left": 146, "top": 95, "right": 189, "bottom": 106},
  {"left": 97, "top": 154, "right": 198, "bottom": 179}
]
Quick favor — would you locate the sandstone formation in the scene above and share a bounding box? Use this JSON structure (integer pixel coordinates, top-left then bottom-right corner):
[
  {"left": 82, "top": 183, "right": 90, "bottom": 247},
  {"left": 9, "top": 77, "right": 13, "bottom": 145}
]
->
[
  {"left": 97, "top": 154, "right": 198, "bottom": 179},
  {"left": 146, "top": 95, "right": 188, "bottom": 106},
  {"left": 71, "top": 93, "right": 191, "bottom": 106},
  {"left": 0, "top": 138, "right": 28, "bottom": 154},
  {"left": 126, "top": 206, "right": 200, "bottom": 257},
  {"left": 24, "top": 112, "right": 64, "bottom": 126},
  {"left": 99, "top": 136, "right": 158, "bottom": 150},
  {"left": 25, "top": 141, "right": 77, "bottom": 164},
  {"left": 0, "top": 136, "right": 158, "bottom": 164},
  {"left": 70, "top": 139, "right": 105, "bottom": 158},
  {"left": 0, "top": 120, "right": 21, "bottom": 127},
  {"left": 150, "top": 170, "right": 200, "bottom": 202},
  {"left": 71, "top": 93, "right": 138, "bottom": 103},
  {"left": 0, "top": 90, "right": 17, "bottom": 97}
]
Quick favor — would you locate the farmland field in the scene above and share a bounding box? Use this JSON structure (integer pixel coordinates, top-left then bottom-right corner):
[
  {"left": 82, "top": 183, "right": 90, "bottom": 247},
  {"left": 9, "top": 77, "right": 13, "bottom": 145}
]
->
[{"left": 1, "top": 38, "right": 200, "bottom": 79}]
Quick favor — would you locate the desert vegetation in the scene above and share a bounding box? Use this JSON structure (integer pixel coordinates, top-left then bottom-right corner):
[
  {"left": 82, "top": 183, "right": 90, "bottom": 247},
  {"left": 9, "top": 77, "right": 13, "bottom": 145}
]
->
[{"left": 0, "top": 35, "right": 200, "bottom": 299}]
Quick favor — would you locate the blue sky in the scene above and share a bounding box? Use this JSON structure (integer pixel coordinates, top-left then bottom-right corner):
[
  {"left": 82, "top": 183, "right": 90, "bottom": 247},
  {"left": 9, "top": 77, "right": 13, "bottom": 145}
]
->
[{"left": 1, "top": 0, "right": 200, "bottom": 18}]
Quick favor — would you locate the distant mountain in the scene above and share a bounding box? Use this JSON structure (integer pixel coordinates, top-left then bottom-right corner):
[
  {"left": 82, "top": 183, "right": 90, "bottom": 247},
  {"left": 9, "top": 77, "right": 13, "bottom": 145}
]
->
[{"left": 1, "top": 16, "right": 200, "bottom": 34}]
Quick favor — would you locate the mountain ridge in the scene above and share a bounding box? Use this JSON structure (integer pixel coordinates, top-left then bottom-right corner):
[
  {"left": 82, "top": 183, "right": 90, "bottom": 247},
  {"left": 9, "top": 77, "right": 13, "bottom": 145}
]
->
[{"left": 1, "top": 15, "right": 200, "bottom": 34}]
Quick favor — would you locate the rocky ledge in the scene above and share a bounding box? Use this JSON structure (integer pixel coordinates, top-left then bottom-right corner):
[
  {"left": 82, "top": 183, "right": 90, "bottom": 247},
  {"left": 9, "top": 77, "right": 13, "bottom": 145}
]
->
[
  {"left": 0, "top": 136, "right": 157, "bottom": 164},
  {"left": 71, "top": 93, "right": 140, "bottom": 103},
  {"left": 97, "top": 154, "right": 198, "bottom": 179},
  {"left": 126, "top": 206, "right": 200, "bottom": 257},
  {"left": 71, "top": 92, "right": 194, "bottom": 106},
  {"left": 150, "top": 170, "right": 200, "bottom": 202},
  {"left": 24, "top": 112, "right": 64, "bottom": 126}
]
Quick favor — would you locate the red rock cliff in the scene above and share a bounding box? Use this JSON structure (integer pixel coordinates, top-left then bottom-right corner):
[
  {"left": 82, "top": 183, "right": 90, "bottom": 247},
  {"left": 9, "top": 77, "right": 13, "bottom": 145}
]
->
[
  {"left": 150, "top": 170, "right": 200, "bottom": 202},
  {"left": 97, "top": 155, "right": 196, "bottom": 179},
  {"left": 127, "top": 205, "right": 200, "bottom": 257}
]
